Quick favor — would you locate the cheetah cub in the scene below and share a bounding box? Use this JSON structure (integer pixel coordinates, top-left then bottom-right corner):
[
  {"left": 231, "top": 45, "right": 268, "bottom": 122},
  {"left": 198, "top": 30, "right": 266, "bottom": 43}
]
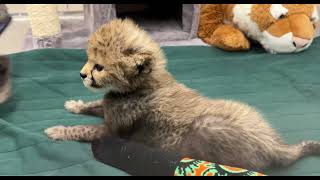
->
[{"left": 45, "top": 19, "right": 320, "bottom": 171}]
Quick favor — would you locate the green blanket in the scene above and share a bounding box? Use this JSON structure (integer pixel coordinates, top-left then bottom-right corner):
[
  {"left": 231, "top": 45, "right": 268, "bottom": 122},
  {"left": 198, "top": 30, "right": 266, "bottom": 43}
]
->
[{"left": 1, "top": 39, "right": 320, "bottom": 176}]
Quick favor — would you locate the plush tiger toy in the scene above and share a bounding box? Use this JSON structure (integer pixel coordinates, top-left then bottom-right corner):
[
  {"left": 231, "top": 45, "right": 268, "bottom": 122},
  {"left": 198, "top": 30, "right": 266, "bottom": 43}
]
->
[{"left": 198, "top": 4, "right": 319, "bottom": 53}]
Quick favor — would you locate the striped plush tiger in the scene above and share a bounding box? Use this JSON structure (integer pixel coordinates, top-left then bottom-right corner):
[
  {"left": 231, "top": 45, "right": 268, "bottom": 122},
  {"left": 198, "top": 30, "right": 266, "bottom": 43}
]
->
[{"left": 198, "top": 4, "right": 319, "bottom": 53}]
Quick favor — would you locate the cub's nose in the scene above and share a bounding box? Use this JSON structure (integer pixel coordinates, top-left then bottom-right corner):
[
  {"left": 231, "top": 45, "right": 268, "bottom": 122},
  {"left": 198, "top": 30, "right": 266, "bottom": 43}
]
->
[
  {"left": 292, "top": 37, "right": 310, "bottom": 49},
  {"left": 80, "top": 73, "right": 87, "bottom": 79}
]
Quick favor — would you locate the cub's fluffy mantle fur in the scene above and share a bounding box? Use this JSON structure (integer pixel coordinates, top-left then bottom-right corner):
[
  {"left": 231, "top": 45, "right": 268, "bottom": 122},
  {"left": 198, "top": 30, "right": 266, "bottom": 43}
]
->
[{"left": 45, "top": 19, "right": 320, "bottom": 171}]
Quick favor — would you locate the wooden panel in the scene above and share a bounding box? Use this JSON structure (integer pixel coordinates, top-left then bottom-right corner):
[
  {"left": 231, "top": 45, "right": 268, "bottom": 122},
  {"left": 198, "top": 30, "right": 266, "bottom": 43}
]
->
[{"left": 5, "top": 4, "right": 84, "bottom": 14}]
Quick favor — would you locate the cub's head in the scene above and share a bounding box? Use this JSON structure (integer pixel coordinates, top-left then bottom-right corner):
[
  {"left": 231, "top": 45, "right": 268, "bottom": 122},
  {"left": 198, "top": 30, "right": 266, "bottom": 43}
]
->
[
  {"left": 80, "top": 19, "right": 166, "bottom": 93},
  {"left": 248, "top": 4, "right": 319, "bottom": 53}
]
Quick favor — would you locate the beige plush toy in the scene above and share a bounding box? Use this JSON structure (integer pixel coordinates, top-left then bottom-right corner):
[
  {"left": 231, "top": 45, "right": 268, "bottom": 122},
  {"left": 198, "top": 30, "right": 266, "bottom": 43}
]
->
[{"left": 198, "top": 4, "right": 319, "bottom": 53}]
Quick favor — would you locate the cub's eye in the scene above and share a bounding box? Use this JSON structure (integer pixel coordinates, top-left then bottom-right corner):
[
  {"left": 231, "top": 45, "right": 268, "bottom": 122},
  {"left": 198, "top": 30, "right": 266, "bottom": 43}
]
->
[
  {"left": 279, "top": 14, "right": 287, "bottom": 19},
  {"left": 94, "top": 64, "right": 104, "bottom": 71}
]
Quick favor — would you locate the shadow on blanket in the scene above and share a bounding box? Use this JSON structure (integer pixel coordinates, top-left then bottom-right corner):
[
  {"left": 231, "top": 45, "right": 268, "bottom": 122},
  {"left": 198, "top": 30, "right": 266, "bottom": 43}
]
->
[{"left": 91, "top": 136, "right": 266, "bottom": 176}]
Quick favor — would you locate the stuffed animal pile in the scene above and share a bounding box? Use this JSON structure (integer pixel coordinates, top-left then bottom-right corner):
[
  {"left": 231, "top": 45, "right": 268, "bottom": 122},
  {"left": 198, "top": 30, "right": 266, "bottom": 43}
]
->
[{"left": 198, "top": 4, "right": 319, "bottom": 53}]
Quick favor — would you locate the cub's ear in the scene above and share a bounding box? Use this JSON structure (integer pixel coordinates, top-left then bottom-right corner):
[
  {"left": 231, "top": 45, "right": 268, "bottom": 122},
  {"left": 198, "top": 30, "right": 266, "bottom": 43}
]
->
[
  {"left": 136, "top": 57, "right": 152, "bottom": 74},
  {"left": 122, "top": 47, "right": 153, "bottom": 75}
]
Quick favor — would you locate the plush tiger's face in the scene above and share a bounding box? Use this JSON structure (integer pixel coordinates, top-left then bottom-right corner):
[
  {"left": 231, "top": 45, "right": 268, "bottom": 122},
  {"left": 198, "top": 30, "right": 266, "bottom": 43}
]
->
[
  {"left": 80, "top": 19, "right": 166, "bottom": 93},
  {"left": 233, "top": 4, "right": 319, "bottom": 53}
]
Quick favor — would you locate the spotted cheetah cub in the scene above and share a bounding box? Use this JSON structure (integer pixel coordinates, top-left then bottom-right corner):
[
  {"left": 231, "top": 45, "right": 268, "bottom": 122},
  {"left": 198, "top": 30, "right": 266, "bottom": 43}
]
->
[{"left": 45, "top": 19, "right": 320, "bottom": 171}]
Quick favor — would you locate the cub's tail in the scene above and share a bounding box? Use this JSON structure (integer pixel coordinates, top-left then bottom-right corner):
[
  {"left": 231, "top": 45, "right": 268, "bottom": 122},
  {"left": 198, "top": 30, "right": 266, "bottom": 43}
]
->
[{"left": 275, "top": 141, "right": 320, "bottom": 167}]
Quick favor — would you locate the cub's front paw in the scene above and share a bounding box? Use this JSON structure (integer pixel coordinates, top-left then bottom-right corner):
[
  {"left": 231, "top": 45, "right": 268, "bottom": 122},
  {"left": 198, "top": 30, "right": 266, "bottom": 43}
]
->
[
  {"left": 45, "top": 125, "right": 68, "bottom": 141},
  {"left": 64, "top": 100, "right": 85, "bottom": 114}
]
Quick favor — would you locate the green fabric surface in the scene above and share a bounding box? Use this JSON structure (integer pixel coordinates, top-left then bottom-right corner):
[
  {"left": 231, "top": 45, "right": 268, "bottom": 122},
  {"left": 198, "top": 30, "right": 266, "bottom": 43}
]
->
[{"left": 1, "top": 39, "right": 320, "bottom": 175}]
